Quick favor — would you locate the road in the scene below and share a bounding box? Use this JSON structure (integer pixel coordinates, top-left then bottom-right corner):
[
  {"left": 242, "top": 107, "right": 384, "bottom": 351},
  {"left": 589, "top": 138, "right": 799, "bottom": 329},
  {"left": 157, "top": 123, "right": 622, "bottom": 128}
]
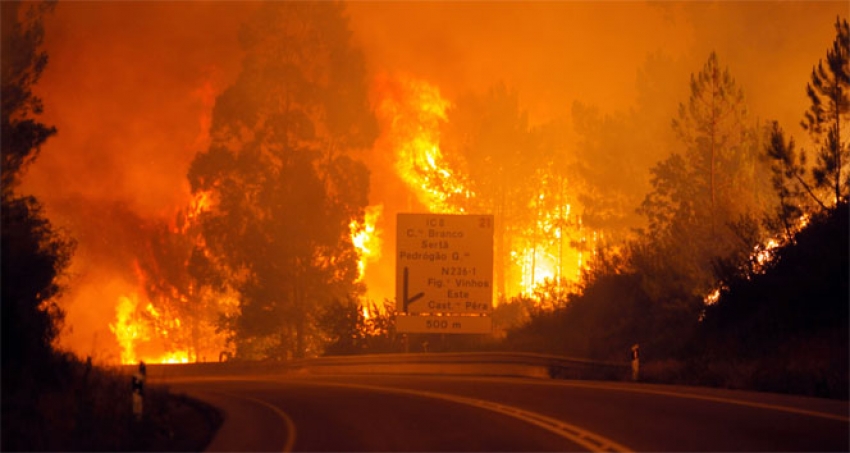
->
[{"left": 166, "top": 374, "right": 849, "bottom": 452}]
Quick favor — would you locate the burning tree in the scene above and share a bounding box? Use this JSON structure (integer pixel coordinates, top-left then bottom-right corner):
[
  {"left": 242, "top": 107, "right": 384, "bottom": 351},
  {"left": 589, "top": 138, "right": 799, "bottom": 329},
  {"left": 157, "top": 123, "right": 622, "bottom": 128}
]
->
[
  {"left": 377, "top": 76, "right": 590, "bottom": 302},
  {"left": 187, "top": 2, "right": 376, "bottom": 359},
  {"left": 441, "top": 84, "right": 543, "bottom": 298}
]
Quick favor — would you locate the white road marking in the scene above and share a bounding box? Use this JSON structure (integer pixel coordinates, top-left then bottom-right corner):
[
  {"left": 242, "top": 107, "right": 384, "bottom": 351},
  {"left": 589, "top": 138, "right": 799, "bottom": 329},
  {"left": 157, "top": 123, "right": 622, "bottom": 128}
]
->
[
  {"left": 292, "top": 379, "right": 633, "bottom": 453},
  {"left": 302, "top": 373, "right": 849, "bottom": 423},
  {"left": 213, "top": 391, "right": 298, "bottom": 453},
  {"left": 508, "top": 379, "right": 850, "bottom": 423}
]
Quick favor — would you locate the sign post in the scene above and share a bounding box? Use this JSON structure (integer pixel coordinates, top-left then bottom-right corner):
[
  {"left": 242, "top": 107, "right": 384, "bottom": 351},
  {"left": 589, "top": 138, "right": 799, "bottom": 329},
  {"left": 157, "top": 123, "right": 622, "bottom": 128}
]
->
[{"left": 396, "top": 213, "right": 494, "bottom": 334}]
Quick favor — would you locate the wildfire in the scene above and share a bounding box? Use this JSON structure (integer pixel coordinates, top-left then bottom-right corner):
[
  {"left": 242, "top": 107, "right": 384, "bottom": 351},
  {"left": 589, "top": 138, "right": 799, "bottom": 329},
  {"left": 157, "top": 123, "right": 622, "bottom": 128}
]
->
[
  {"left": 108, "top": 189, "right": 226, "bottom": 365},
  {"left": 110, "top": 294, "right": 143, "bottom": 364},
  {"left": 350, "top": 204, "right": 383, "bottom": 281},
  {"left": 374, "top": 74, "right": 593, "bottom": 303},
  {"left": 187, "top": 190, "right": 212, "bottom": 224},
  {"left": 375, "top": 75, "right": 470, "bottom": 212},
  {"left": 109, "top": 293, "right": 191, "bottom": 364},
  {"left": 512, "top": 196, "right": 593, "bottom": 296},
  {"left": 703, "top": 213, "right": 811, "bottom": 307}
]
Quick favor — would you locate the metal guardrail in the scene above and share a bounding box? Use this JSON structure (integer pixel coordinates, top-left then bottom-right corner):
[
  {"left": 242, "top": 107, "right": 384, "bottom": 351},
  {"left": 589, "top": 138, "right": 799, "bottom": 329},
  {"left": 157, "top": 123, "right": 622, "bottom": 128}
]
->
[
  {"left": 135, "top": 352, "right": 630, "bottom": 382},
  {"left": 302, "top": 352, "right": 629, "bottom": 380}
]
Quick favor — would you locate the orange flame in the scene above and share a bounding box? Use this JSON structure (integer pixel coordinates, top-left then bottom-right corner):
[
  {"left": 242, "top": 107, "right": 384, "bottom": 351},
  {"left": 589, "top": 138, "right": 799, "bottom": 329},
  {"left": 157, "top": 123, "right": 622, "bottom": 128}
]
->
[
  {"left": 350, "top": 204, "right": 383, "bottom": 281},
  {"left": 108, "top": 190, "right": 230, "bottom": 365},
  {"left": 376, "top": 75, "right": 470, "bottom": 213},
  {"left": 375, "top": 74, "right": 594, "bottom": 303},
  {"left": 109, "top": 293, "right": 191, "bottom": 364}
]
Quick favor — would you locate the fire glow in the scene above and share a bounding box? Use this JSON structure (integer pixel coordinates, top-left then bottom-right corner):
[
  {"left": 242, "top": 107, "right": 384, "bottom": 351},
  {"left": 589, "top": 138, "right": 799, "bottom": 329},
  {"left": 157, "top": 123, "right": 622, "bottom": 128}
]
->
[
  {"left": 375, "top": 74, "right": 591, "bottom": 299},
  {"left": 100, "top": 73, "right": 597, "bottom": 365},
  {"left": 350, "top": 204, "right": 383, "bottom": 281},
  {"left": 20, "top": 2, "right": 843, "bottom": 366},
  {"left": 109, "top": 293, "right": 190, "bottom": 365},
  {"left": 375, "top": 75, "right": 471, "bottom": 213}
]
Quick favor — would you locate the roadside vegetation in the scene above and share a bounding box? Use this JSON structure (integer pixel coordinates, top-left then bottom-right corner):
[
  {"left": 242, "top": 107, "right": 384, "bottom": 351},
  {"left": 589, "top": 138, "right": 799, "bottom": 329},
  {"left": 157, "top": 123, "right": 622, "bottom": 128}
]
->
[{"left": 1, "top": 3, "right": 220, "bottom": 450}]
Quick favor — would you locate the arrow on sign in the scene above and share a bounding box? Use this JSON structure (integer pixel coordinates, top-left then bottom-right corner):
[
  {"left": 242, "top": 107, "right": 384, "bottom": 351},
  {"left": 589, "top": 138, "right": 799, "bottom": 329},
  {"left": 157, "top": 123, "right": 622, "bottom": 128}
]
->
[{"left": 403, "top": 267, "right": 424, "bottom": 312}]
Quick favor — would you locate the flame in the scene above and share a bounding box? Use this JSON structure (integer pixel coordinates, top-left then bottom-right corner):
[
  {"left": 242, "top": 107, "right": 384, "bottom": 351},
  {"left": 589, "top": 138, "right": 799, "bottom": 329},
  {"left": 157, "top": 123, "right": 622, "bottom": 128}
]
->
[
  {"left": 375, "top": 75, "right": 470, "bottom": 212},
  {"left": 107, "top": 189, "right": 228, "bottom": 365},
  {"left": 109, "top": 292, "right": 194, "bottom": 365},
  {"left": 350, "top": 205, "right": 383, "bottom": 281},
  {"left": 512, "top": 198, "right": 594, "bottom": 296},
  {"left": 703, "top": 214, "right": 811, "bottom": 306},
  {"left": 110, "top": 294, "right": 144, "bottom": 365},
  {"left": 188, "top": 190, "right": 213, "bottom": 223},
  {"left": 375, "top": 74, "right": 593, "bottom": 303},
  {"left": 704, "top": 288, "right": 721, "bottom": 306}
]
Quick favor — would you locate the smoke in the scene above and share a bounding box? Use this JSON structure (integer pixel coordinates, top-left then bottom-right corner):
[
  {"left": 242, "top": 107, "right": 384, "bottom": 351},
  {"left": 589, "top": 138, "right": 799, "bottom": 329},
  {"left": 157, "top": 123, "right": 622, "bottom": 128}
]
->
[
  {"left": 20, "top": 1, "right": 846, "bottom": 359},
  {"left": 348, "top": 1, "right": 845, "bottom": 144},
  {"left": 21, "top": 2, "right": 254, "bottom": 358}
]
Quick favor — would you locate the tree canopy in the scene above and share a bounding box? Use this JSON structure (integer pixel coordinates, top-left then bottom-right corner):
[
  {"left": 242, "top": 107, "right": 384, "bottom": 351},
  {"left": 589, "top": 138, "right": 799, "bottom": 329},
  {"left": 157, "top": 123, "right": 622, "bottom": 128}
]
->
[{"left": 187, "top": 2, "right": 376, "bottom": 359}]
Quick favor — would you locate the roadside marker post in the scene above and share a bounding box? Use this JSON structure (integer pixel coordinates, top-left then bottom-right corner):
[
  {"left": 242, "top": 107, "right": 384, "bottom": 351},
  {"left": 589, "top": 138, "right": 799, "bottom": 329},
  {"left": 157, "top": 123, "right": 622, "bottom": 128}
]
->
[
  {"left": 630, "top": 344, "right": 640, "bottom": 381},
  {"left": 131, "top": 361, "right": 146, "bottom": 420}
]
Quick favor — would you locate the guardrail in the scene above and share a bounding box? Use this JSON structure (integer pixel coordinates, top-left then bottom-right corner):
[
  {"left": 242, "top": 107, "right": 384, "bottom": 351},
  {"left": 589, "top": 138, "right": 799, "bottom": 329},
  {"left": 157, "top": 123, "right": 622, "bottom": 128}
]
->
[{"left": 134, "top": 352, "right": 630, "bottom": 382}]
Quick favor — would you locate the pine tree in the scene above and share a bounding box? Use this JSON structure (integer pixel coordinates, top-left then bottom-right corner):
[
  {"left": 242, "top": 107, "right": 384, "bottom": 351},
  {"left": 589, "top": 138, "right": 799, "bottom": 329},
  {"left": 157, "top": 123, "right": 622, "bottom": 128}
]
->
[
  {"left": 639, "top": 52, "right": 767, "bottom": 299},
  {"left": 802, "top": 17, "right": 849, "bottom": 206}
]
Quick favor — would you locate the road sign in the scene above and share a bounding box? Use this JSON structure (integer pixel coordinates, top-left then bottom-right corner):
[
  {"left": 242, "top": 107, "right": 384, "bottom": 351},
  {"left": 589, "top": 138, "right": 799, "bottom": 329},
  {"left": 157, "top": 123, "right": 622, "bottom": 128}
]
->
[
  {"left": 396, "top": 315, "right": 492, "bottom": 334},
  {"left": 396, "top": 213, "right": 493, "bottom": 333}
]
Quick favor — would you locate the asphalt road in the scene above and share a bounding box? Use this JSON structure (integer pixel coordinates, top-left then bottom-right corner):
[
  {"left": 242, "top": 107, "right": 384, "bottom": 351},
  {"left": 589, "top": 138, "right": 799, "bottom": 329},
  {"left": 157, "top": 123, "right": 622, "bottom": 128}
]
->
[{"left": 166, "top": 374, "right": 849, "bottom": 452}]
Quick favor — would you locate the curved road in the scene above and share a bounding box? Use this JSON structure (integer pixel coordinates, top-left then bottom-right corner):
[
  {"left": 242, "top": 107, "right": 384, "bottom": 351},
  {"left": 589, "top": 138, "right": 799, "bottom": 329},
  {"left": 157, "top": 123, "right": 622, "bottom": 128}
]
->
[{"left": 167, "top": 374, "right": 849, "bottom": 452}]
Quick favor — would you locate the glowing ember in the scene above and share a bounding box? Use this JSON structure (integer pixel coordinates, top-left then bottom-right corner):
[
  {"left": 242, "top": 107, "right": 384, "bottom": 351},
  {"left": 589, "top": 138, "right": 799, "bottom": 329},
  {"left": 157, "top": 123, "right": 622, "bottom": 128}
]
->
[
  {"left": 704, "top": 288, "right": 721, "bottom": 305},
  {"left": 754, "top": 238, "right": 780, "bottom": 269},
  {"left": 703, "top": 213, "right": 810, "bottom": 307},
  {"left": 188, "top": 190, "right": 213, "bottom": 223}
]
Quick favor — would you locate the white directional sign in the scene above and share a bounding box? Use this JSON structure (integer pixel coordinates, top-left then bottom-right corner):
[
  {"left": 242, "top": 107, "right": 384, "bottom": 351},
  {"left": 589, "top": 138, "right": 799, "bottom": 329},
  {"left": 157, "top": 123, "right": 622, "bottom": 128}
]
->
[
  {"left": 396, "top": 213, "right": 493, "bottom": 333},
  {"left": 395, "top": 314, "right": 492, "bottom": 334}
]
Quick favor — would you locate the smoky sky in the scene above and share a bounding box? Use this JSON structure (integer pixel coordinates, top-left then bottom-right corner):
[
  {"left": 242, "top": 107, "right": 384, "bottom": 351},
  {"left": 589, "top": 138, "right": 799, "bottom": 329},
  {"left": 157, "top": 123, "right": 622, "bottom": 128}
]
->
[{"left": 18, "top": 0, "right": 846, "bottom": 357}]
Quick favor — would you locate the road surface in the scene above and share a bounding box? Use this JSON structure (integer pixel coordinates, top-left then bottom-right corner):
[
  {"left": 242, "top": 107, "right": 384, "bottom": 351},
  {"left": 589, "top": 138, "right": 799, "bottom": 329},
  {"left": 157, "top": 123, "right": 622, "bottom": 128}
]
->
[{"left": 166, "top": 374, "right": 849, "bottom": 452}]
